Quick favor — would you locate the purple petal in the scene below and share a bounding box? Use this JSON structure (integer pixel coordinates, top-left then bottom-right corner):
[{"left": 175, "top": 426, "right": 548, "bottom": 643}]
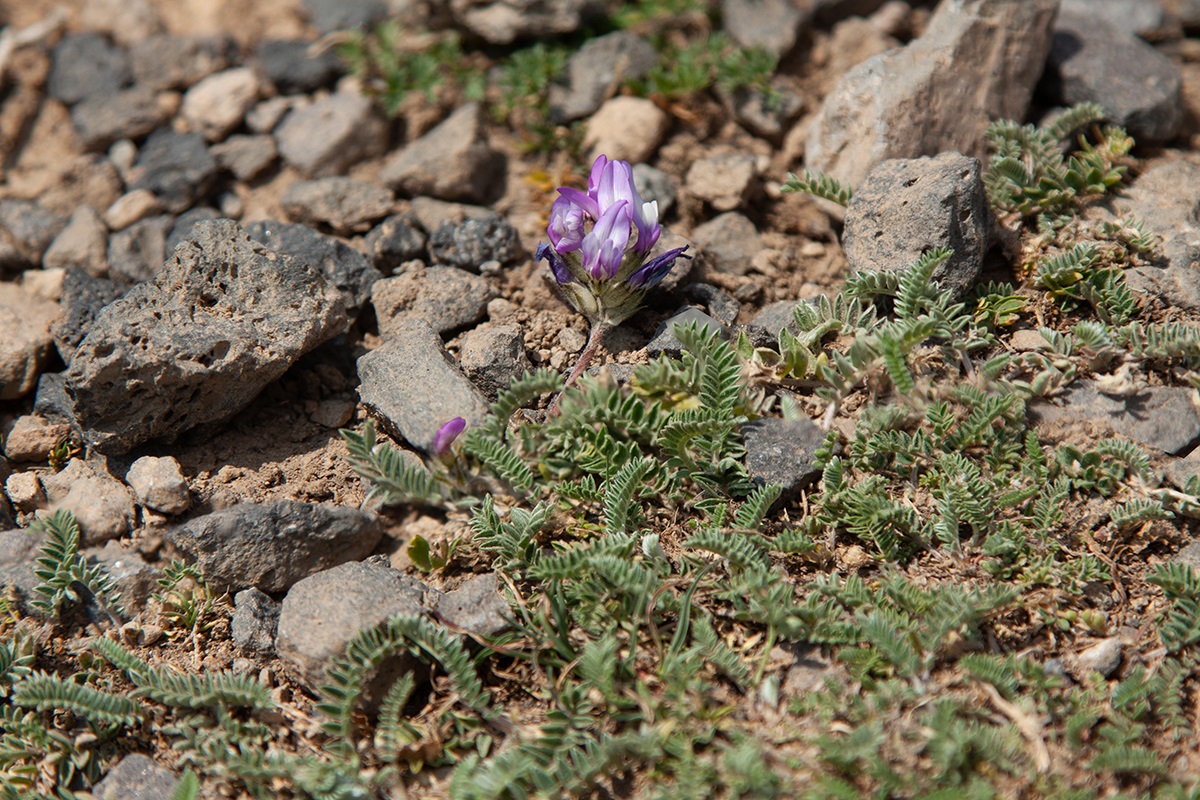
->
[
  {"left": 556, "top": 186, "right": 600, "bottom": 221},
  {"left": 588, "top": 154, "right": 609, "bottom": 195},
  {"left": 536, "top": 242, "right": 575, "bottom": 284},
  {"left": 582, "top": 201, "right": 630, "bottom": 280},
  {"left": 433, "top": 417, "right": 466, "bottom": 455},
  {"left": 626, "top": 246, "right": 691, "bottom": 289},
  {"left": 548, "top": 195, "right": 586, "bottom": 252},
  {"left": 632, "top": 200, "right": 661, "bottom": 256}
]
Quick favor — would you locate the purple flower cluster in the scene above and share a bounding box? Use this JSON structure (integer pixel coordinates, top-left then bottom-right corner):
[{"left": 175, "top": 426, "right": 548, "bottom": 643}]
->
[{"left": 537, "top": 155, "right": 690, "bottom": 326}]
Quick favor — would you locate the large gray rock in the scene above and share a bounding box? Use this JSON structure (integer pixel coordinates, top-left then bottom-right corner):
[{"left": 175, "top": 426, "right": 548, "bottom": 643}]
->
[
  {"left": 1044, "top": 10, "right": 1181, "bottom": 143},
  {"left": 741, "top": 417, "right": 827, "bottom": 502},
  {"left": 435, "top": 573, "right": 511, "bottom": 638},
  {"left": 1060, "top": 0, "right": 1166, "bottom": 36},
  {"left": 0, "top": 527, "right": 46, "bottom": 593},
  {"left": 842, "top": 152, "right": 989, "bottom": 301},
  {"left": 428, "top": 215, "right": 522, "bottom": 270},
  {"left": 92, "top": 754, "right": 178, "bottom": 800},
  {"left": 129, "top": 34, "right": 236, "bottom": 91},
  {"left": 0, "top": 199, "right": 66, "bottom": 270},
  {"left": 276, "top": 560, "right": 432, "bottom": 694},
  {"left": 167, "top": 501, "right": 382, "bottom": 594},
  {"left": 64, "top": 220, "right": 346, "bottom": 454},
  {"left": 357, "top": 319, "right": 491, "bottom": 454},
  {"left": 548, "top": 31, "right": 659, "bottom": 122},
  {"left": 1113, "top": 160, "right": 1200, "bottom": 311},
  {"left": 692, "top": 212, "right": 762, "bottom": 276},
  {"left": 806, "top": 0, "right": 1060, "bottom": 186},
  {"left": 721, "top": 0, "right": 811, "bottom": 56},
  {"left": 0, "top": 283, "right": 59, "bottom": 401},
  {"left": 244, "top": 220, "right": 382, "bottom": 321},
  {"left": 255, "top": 39, "right": 343, "bottom": 95},
  {"left": 70, "top": 87, "right": 169, "bottom": 152},
  {"left": 381, "top": 103, "right": 504, "bottom": 203},
  {"left": 107, "top": 214, "right": 173, "bottom": 284},
  {"left": 52, "top": 269, "right": 127, "bottom": 362},
  {"left": 43, "top": 206, "right": 109, "bottom": 277},
  {"left": 458, "top": 324, "right": 531, "bottom": 400},
  {"left": 233, "top": 587, "right": 281, "bottom": 656},
  {"left": 129, "top": 130, "right": 219, "bottom": 214},
  {"left": 372, "top": 266, "right": 494, "bottom": 337},
  {"left": 41, "top": 459, "right": 137, "bottom": 545},
  {"left": 281, "top": 177, "right": 394, "bottom": 234},
  {"left": 1031, "top": 382, "right": 1200, "bottom": 455},
  {"left": 276, "top": 91, "right": 388, "bottom": 177},
  {"left": 47, "top": 32, "right": 131, "bottom": 105},
  {"left": 647, "top": 308, "right": 727, "bottom": 358}
]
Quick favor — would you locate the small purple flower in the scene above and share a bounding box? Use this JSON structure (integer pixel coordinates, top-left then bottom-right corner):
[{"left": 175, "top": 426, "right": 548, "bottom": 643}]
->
[
  {"left": 536, "top": 155, "right": 687, "bottom": 326},
  {"left": 432, "top": 417, "right": 466, "bottom": 455}
]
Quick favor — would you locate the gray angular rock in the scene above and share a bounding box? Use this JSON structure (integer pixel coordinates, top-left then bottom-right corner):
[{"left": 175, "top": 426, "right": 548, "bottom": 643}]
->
[
  {"left": 3, "top": 415, "right": 69, "bottom": 463},
  {"left": 647, "top": 308, "right": 726, "bottom": 358},
  {"left": 1044, "top": 10, "right": 1181, "bottom": 143},
  {"left": 721, "top": 0, "right": 811, "bottom": 56},
  {"left": 126, "top": 455, "right": 190, "bottom": 514},
  {"left": 65, "top": 220, "right": 346, "bottom": 454},
  {"left": 741, "top": 416, "right": 827, "bottom": 501},
  {"left": 719, "top": 81, "right": 806, "bottom": 144},
  {"left": 1031, "top": 382, "right": 1200, "bottom": 455},
  {"left": 449, "top": 0, "right": 604, "bottom": 44},
  {"left": 87, "top": 540, "right": 162, "bottom": 608},
  {"left": 210, "top": 134, "right": 278, "bottom": 181},
  {"left": 632, "top": 164, "right": 678, "bottom": 217},
  {"left": 357, "top": 319, "right": 491, "bottom": 453},
  {"left": 685, "top": 153, "right": 760, "bottom": 211},
  {"left": 92, "top": 754, "right": 178, "bottom": 800},
  {"left": 168, "top": 501, "right": 382, "bottom": 594},
  {"left": 303, "top": 0, "right": 389, "bottom": 32},
  {"left": 364, "top": 214, "right": 428, "bottom": 272},
  {"left": 276, "top": 91, "right": 388, "bottom": 177},
  {"left": 41, "top": 459, "right": 137, "bottom": 544},
  {"left": 245, "top": 220, "right": 382, "bottom": 321},
  {"left": 428, "top": 215, "right": 522, "bottom": 271},
  {"left": 43, "top": 206, "right": 109, "bottom": 276},
  {"left": 548, "top": 31, "right": 659, "bottom": 122},
  {"left": 281, "top": 177, "right": 395, "bottom": 234},
  {"left": 372, "top": 266, "right": 494, "bottom": 337},
  {"left": 233, "top": 587, "right": 281, "bottom": 656},
  {"left": 751, "top": 299, "right": 806, "bottom": 338},
  {"left": 435, "top": 573, "right": 511, "bottom": 638},
  {"left": 255, "top": 39, "right": 343, "bottom": 95},
  {"left": 806, "top": 0, "right": 1059, "bottom": 185},
  {"left": 129, "top": 34, "right": 237, "bottom": 91},
  {"left": 1074, "top": 637, "right": 1123, "bottom": 679},
  {"left": 180, "top": 67, "right": 262, "bottom": 142},
  {"left": 382, "top": 103, "right": 504, "bottom": 203},
  {"left": 1061, "top": 0, "right": 1167, "bottom": 36},
  {"left": 54, "top": 267, "right": 127, "bottom": 362},
  {"left": 48, "top": 32, "right": 131, "bottom": 105},
  {"left": 692, "top": 212, "right": 761, "bottom": 276},
  {"left": 0, "top": 527, "right": 46, "bottom": 593},
  {"left": 0, "top": 283, "right": 59, "bottom": 401},
  {"left": 277, "top": 560, "right": 431, "bottom": 694},
  {"left": 166, "top": 208, "right": 222, "bottom": 255},
  {"left": 0, "top": 200, "right": 66, "bottom": 270},
  {"left": 5, "top": 472, "right": 43, "bottom": 515},
  {"left": 1113, "top": 160, "right": 1200, "bottom": 311},
  {"left": 129, "top": 130, "right": 218, "bottom": 214},
  {"left": 458, "top": 323, "right": 531, "bottom": 400},
  {"left": 70, "top": 87, "right": 169, "bottom": 152},
  {"left": 107, "top": 215, "right": 173, "bottom": 284},
  {"left": 842, "top": 152, "right": 989, "bottom": 301},
  {"left": 1164, "top": 447, "right": 1200, "bottom": 490},
  {"left": 683, "top": 284, "right": 740, "bottom": 327}
]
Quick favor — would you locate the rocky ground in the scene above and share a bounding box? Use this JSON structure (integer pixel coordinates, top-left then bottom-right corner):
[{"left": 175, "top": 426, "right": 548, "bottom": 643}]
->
[{"left": 3, "top": 0, "right": 1200, "bottom": 797}]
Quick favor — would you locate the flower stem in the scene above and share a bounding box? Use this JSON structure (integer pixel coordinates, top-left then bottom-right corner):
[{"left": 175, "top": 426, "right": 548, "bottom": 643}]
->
[{"left": 550, "top": 321, "right": 611, "bottom": 414}]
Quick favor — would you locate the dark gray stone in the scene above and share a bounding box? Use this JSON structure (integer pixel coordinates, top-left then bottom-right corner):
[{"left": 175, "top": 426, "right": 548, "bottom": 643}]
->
[
  {"left": 692, "top": 212, "right": 761, "bottom": 277},
  {"left": 167, "top": 501, "right": 383, "bottom": 594},
  {"left": 52, "top": 269, "right": 128, "bottom": 362},
  {"left": 129, "top": 34, "right": 237, "bottom": 91},
  {"left": 303, "top": 0, "right": 388, "bottom": 32},
  {"left": 458, "top": 323, "right": 531, "bottom": 400},
  {"left": 372, "top": 266, "right": 494, "bottom": 337},
  {"left": 632, "top": 164, "right": 677, "bottom": 218},
  {"left": 807, "top": 0, "right": 1059, "bottom": 186},
  {"left": 381, "top": 103, "right": 504, "bottom": 203},
  {"left": 65, "top": 219, "right": 346, "bottom": 454},
  {"left": 233, "top": 587, "right": 281, "bottom": 655},
  {"left": 1113, "top": 160, "right": 1200, "bottom": 311},
  {"left": 548, "top": 31, "right": 659, "bottom": 122},
  {"left": 0, "top": 199, "right": 66, "bottom": 268},
  {"left": 277, "top": 560, "right": 432, "bottom": 695},
  {"left": 741, "top": 416, "right": 827, "bottom": 501},
  {"left": 357, "top": 319, "right": 491, "bottom": 454},
  {"left": 166, "top": 208, "right": 222, "bottom": 255},
  {"left": 93, "top": 754, "right": 178, "bottom": 800},
  {"left": 107, "top": 214, "right": 173, "bottom": 284},
  {"left": 1030, "top": 382, "right": 1200, "bottom": 455},
  {"left": 449, "top": 0, "right": 605, "bottom": 44},
  {"left": 683, "top": 283, "right": 740, "bottom": 327},
  {"left": 0, "top": 527, "right": 45, "bottom": 593},
  {"left": 721, "top": 0, "right": 811, "bottom": 56},
  {"left": 43, "top": 205, "right": 109, "bottom": 276},
  {"left": 48, "top": 33, "right": 131, "bottom": 105},
  {"left": 276, "top": 90, "right": 388, "bottom": 177},
  {"left": 842, "top": 152, "right": 989, "bottom": 301},
  {"left": 255, "top": 39, "right": 343, "bottom": 94},
  {"left": 129, "top": 130, "right": 218, "bottom": 214},
  {"left": 719, "top": 81, "right": 806, "bottom": 144},
  {"left": 87, "top": 541, "right": 162, "bottom": 608},
  {"left": 1044, "top": 10, "right": 1182, "bottom": 143},
  {"left": 210, "top": 134, "right": 278, "bottom": 181},
  {"left": 245, "top": 220, "right": 382, "bottom": 321},
  {"left": 364, "top": 214, "right": 428, "bottom": 273},
  {"left": 281, "top": 177, "right": 394, "bottom": 234},
  {"left": 70, "top": 87, "right": 169, "bottom": 152},
  {"left": 34, "top": 373, "right": 78, "bottom": 429},
  {"left": 647, "top": 307, "right": 727, "bottom": 358},
  {"left": 435, "top": 573, "right": 511, "bottom": 638},
  {"left": 429, "top": 215, "right": 522, "bottom": 271},
  {"left": 751, "top": 299, "right": 808, "bottom": 338}
]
